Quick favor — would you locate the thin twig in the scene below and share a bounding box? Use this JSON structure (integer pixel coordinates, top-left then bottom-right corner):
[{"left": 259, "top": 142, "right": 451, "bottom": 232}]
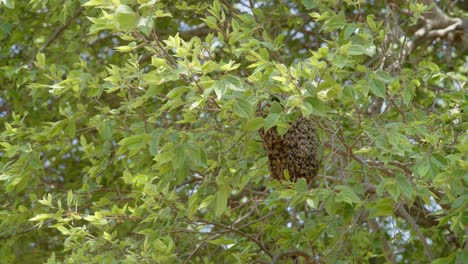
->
[
  {"left": 29, "top": 6, "right": 85, "bottom": 67},
  {"left": 198, "top": 218, "right": 274, "bottom": 259},
  {"left": 397, "top": 205, "right": 434, "bottom": 261},
  {"left": 367, "top": 218, "right": 396, "bottom": 264},
  {"left": 41, "top": 7, "right": 85, "bottom": 54},
  {"left": 184, "top": 233, "right": 219, "bottom": 264}
]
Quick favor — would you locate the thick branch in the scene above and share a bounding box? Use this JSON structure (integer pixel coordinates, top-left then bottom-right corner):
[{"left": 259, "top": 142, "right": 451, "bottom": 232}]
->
[{"left": 400, "top": 0, "right": 467, "bottom": 63}]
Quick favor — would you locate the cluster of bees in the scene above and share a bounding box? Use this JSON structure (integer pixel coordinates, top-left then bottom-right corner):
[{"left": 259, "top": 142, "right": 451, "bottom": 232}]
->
[{"left": 258, "top": 111, "right": 320, "bottom": 183}]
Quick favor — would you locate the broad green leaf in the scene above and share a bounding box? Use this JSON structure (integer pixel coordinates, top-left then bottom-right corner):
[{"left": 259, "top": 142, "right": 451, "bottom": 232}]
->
[
  {"left": 117, "top": 134, "right": 152, "bottom": 156},
  {"left": 198, "top": 195, "right": 215, "bottom": 210},
  {"left": 301, "top": 0, "right": 317, "bottom": 9},
  {"left": 137, "top": 17, "right": 154, "bottom": 36},
  {"left": 369, "top": 78, "right": 386, "bottom": 98},
  {"left": 335, "top": 185, "right": 361, "bottom": 205},
  {"left": 306, "top": 198, "right": 317, "bottom": 209},
  {"left": 244, "top": 117, "right": 265, "bottom": 131},
  {"left": 215, "top": 184, "right": 230, "bottom": 217},
  {"left": 403, "top": 85, "right": 415, "bottom": 105},
  {"left": 115, "top": 5, "right": 138, "bottom": 31},
  {"left": 386, "top": 180, "right": 401, "bottom": 201},
  {"left": 396, "top": 175, "right": 413, "bottom": 199},
  {"left": 225, "top": 75, "right": 244, "bottom": 91},
  {"left": 35, "top": 52, "right": 45, "bottom": 69},
  {"left": 347, "top": 44, "right": 367, "bottom": 55},
  {"left": 375, "top": 70, "right": 393, "bottom": 83},
  {"left": 324, "top": 11, "right": 346, "bottom": 32},
  {"left": 431, "top": 254, "right": 456, "bottom": 264},
  {"left": 264, "top": 113, "right": 280, "bottom": 130},
  {"left": 304, "top": 97, "right": 329, "bottom": 116},
  {"left": 212, "top": 80, "right": 227, "bottom": 100},
  {"left": 367, "top": 198, "right": 394, "bottom": 218},
  {"left": 172, "top": 144, "right": 186, "bottom": 170},
  {"left": 55, "top": 225, "right": 70, "bottom": 235},
  {"left": 324, "top": 193, "right": 337, "bottom": 215},
  {"left": 294, "top": 178, "right": 308, "bottom": 193},
  {"left": 233, "top": 99, "right": 254, "bottom": 118}
]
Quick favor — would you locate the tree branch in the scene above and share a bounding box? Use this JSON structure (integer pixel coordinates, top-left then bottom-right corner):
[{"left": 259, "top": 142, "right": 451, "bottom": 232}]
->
[
  {"left": 400, "top": 0, "right": 467, "bottom": 63},
  {"left": 271, "top": 249, "right": 316, "bottom": 264},
  {"left": 198, "top": 218, "right": 274, "bottom": 259},
  {"left": 40, "top": 7, "right": 85, "bottom": 54},
  {"left": 397, "top": 205, "right": 434, "bottom": 261},
  {"left": 367, "top": 218, "right": 396, "bottom": 264},
  {"left": 29, "top": 6, "right": 85, "bottom": 67}
]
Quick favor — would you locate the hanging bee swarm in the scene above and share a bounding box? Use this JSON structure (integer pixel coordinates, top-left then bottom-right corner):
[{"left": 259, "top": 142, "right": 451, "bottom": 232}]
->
[{"left": 259, "top": 114, "right": 319, "bottom": 183}]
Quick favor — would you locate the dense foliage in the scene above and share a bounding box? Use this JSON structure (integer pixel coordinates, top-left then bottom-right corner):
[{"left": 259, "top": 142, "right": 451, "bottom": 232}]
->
[{"left": 0, "top": 0, "right": 466, "bottom": 263}]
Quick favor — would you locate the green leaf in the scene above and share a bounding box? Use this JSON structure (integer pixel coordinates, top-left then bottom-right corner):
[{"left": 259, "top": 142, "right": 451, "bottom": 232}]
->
[
  {"left": 367, "top": 198, "right": 394, "bottom": 218},
  {"left": 35, "top": 52, "right": 45, "bottom": 69},
  {"left": 413, "top": 160, "right": 430, "bottom": 178},
  {"left": 369, "top": 78, "right": 386, "bottom": 98},
  {"left": 301, "top": 0, "right": 317, "bottom": 9},
  {"left": 306, "top": 198, "right": 317, "bottom": 209},
  {"left": 137, "top": 17, "right": 154, "bottom": 36},
  {"left": 324, "top": 11, "right": 346, "bottom": 32},
  {"left": 335, "top": 185, "right": 361, "bottom": 205},
  {"left": 117, "top": 134, "right": 152, "bottom": 156},
  {"left": 367, "top": 15, "right": 378, "bottom": 31},
  {"left": 304, "top": 97, "right": 329, "bottom": 117},
  {"left": 375, "top": 70, "right": 393, "bottom": 83},
  {"left": 396, "top": 175, "right": 413, "bottom": 199},
  {"left": 187, "top": 192, "right": 200, "bottom": 218},
  {"left": 166, "top": 86, "right": 192, "bottom": 99},
  {"left": 198, "top": 195, "right": 215, "bottom": 210},
  {"left": 431, "top": 254, "right": 455, "bottom": 264},
  {"left": 294, "top": 178, "right": 308, "bottom": 193},
  {"left": 115, "top": 5, "right": 138, "bottom": 31},
  {"left": 264, "top": 113, "right": 280, "bottom": 130},
  {"left": 149, "top": 128, "right": 164, "bottom": 156},
  {"left": 244, "top": 117, "right": 265, "bottom": 131},
  {"left": 201, "top": 16, "right": 218, "bottom": 29},
  {"left": 386, "top": 180, "right": 401, "bottom": 201},
  {"left": 172, "top": 144, "right": 186, "bottom": 170},
  {"left": 100, "top": 120, "right": 113, "bottom": 141},
  {"left": 225, "top": 75, "right": 244, "bottom": 91},
  {"left": 154, "top": 9, "right": 172, "bottom": 18},
  {"left": 29, "top": 213, "right": 56, "bottom": 222},
  {"left": 403, "top": 85, "right": 415, "bottom": 105},
  {"left": 347, "top": 44, "right": 367, "bottom": 56},
  {"left": 233, "top": 99, "right": 254, "bottom": 118},
  {"left": 55, "top": 225, "right": 70, "bottom": 235},
  {"left": 67, "top": 190, "right": 73, "bottom": 207},
  {"left": 324, "top": 193, "right": 337, "bottom": 215},
  {"left": 215, "top": 184, "right": 230, "bottom": 217},
  {"left": 212, "top": 80, "right": 227, "bottom": 100}
]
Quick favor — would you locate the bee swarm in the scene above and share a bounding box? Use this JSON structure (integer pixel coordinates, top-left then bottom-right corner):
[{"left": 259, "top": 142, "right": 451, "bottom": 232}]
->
[{"left": 259, "top": 116, "right": 319, "bottom": 183}]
